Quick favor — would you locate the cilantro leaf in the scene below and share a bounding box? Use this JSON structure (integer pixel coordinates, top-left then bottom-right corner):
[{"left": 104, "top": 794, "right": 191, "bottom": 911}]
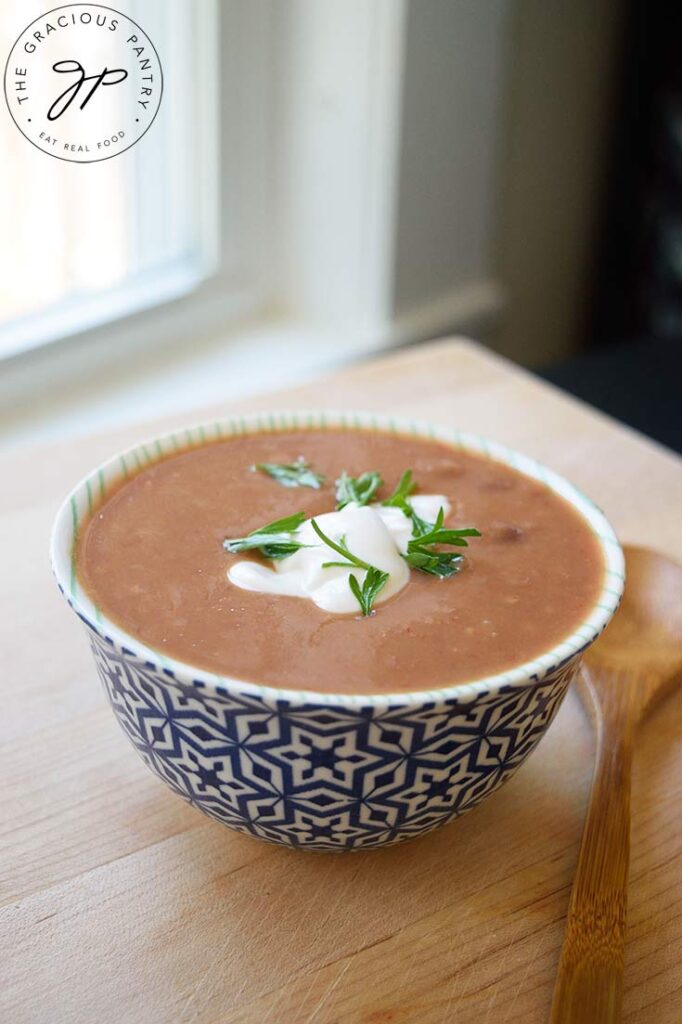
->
[
  {"left": 335, "top": 470, "right": 383, "bottom": 509},
  {"left": 254, "top": 456, "right": 325, "bottom": 489},
  {"left": 348, "top": 566, "right": 390, "bottom": 616},
  {"left": 404, "top": 506, "right": 481, "bottom": 578},
  {"left": 381, "top": 469, "right": 417, "bottom": 512},
  {"left": 223, "top": 511, "right": 308, "bottom": 559}
]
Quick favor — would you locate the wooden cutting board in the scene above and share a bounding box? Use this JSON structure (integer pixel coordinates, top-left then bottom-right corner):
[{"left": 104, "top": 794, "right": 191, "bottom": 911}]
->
[{"left": 2, "top": 338, "right": 681, "bottom": 1024}]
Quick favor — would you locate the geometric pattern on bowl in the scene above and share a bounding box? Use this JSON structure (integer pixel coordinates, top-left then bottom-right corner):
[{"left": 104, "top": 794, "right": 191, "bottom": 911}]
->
[{"left": 90, "top": 626, "right": 579, "bottom": 851}]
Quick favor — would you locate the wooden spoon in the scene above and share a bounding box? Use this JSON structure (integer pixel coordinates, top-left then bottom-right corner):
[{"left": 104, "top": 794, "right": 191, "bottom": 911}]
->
[{"left": 550, "top": 546, "right": 682, "bottom": 1023}]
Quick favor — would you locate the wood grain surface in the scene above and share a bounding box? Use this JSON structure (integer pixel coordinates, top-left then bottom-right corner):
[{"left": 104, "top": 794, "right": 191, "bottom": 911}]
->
[{"left": 1, "top": 338, "right": 681, "bottom": 1024}]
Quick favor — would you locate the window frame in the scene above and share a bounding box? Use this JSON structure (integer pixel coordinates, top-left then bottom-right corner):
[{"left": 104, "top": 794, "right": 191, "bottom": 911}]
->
[{"left": 1, "top": 0, "right": 509, "bottom": 449}]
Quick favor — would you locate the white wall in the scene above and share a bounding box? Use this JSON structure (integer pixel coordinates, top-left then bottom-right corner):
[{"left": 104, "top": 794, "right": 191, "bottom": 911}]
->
[
  {"left": 269, "top": 0, "right": 405, "bottom": 333},
  {"left": 392, "top": 0, "right": 509, "bottom": 330}
]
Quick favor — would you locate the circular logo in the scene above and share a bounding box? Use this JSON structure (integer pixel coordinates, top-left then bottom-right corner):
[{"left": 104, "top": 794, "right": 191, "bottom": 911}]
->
[{"left": 3, "top": 3, "right": 162, "bottom": 163}]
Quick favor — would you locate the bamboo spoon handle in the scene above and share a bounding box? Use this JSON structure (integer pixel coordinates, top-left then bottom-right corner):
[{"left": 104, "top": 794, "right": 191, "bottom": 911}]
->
[{"left": 550, "top": 674, "right": 634, "bottom": 1024}]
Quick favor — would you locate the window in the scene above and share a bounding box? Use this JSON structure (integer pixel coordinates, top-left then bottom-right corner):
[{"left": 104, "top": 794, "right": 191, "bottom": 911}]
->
[
  {"left": 0, "top": 0, "right": 223, "bottom": 358},
  {"left": 1, "top": 0, "right": 507, "bottom": 441}
]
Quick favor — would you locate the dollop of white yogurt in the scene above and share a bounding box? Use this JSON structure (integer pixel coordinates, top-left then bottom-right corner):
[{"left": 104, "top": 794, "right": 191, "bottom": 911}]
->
[{"left": 227, "top": 495, "right": 450, "bottom": 614}]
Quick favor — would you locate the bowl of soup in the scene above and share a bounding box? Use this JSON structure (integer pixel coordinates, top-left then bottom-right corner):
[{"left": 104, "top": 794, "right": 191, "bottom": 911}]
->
[{"left": 51, "top": 411, "right": 624, "bottom": 850}]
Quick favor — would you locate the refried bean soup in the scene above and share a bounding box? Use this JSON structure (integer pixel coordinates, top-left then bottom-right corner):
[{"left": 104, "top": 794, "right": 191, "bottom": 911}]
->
[{"left": 76, "top": 428, "right": 604, "bottom": 694}]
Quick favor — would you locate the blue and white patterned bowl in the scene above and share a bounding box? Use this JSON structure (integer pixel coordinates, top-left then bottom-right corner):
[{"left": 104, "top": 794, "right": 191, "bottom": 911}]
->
[{"left": 51, "top": 412, "right": 624, "bottom": 851}]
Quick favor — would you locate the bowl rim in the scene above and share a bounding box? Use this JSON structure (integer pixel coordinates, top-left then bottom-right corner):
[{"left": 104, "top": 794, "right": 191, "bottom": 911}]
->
[{"left": 50, "top": 409, "right": 625, "bottom": 708}]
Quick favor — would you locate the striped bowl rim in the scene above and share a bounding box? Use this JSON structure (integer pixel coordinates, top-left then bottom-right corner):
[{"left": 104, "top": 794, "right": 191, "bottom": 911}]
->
[{"left": 50, "top": 410, "right": 625, "bottom": 708}]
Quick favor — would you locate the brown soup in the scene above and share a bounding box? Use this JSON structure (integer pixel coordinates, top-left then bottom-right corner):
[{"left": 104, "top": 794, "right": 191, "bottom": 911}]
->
[{"left": 76, "top": 429, "right": 604, "bottom": 693}]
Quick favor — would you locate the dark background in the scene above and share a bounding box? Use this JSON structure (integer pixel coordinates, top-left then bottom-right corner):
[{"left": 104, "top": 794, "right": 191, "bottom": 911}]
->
[{"left": 540, "top": 0, "right": 682, "bottom": 453}]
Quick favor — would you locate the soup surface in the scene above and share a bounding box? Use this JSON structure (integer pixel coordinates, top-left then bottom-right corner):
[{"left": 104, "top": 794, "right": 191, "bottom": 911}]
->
[{"left": 76, "top": 429, "right": 604, "bottom": 693}]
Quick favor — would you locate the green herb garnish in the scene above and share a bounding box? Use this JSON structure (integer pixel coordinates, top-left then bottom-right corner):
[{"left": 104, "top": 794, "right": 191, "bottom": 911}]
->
[
  {"left": 254, "top": 456, "right": 325, "bottom": 489},
  {"left": 311, "top": 519, "right": 375, "bottom": 571},
  {"left": 335, "top": 470, "right": 383, "bottom": 509},
  {"left": 382, "top": 469, "right": 441, "bottom": 535},
  {"left": 382, "top": 469, "right": 416, "bottom": 512},
  {"left": 406, "top": 508, "right": 433, "bottom": 538},
  {"left": 226, "top": 460, "right": 480, "bottom": 611},
  {"left": 404, "top": 507, "right": 481, "bottom": 578},
  {"left": 348, "top": 566, "right": 390, "bottom": 617},
  {"left": 310, "top": 518, "right": 389, "bottom": 615},
  {"left": 223, "top": 512, "right": 308, "bottom": 559},
  {"left": 383, "top": 469, "right": 480, "bottom": 557}
]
